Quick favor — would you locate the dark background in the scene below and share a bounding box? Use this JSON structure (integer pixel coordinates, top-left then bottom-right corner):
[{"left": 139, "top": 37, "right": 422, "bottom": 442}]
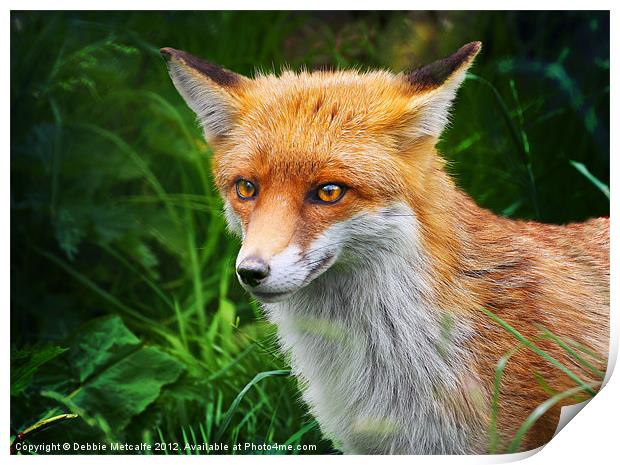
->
[{"left": 11, "top": 11, "right": 609, "bottom": 454}]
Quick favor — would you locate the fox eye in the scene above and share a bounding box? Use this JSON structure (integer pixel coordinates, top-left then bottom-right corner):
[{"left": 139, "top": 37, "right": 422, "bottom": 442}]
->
[
  {"left": 236, "top": 179, "right": 257, "bottom": 199},
  {"left": 314, "top": 184, "right": 346, "bottom": 204}
]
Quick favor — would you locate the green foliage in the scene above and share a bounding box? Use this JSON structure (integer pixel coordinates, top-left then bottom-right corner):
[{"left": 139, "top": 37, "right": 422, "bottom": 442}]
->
[
  {"left": 215, "top": 369, "right": 292, "bottom": 442},
  {"left": 55, "top": 318, "right": 185, "bottom": 433},
  {"left": 11, "top": 345, "right": 68, "bottom": 396},
  {"left": 11, "top": 11, "right": 608, "bottom": 455},
  {"left": 570, "top": 160, "right": 610, "bottom": 199},
  {"left": 68, "top": 315, "right": 141, "bottom": 383},
  {"left": 484, "top": 309, "right": 605, "bottom": 453}
]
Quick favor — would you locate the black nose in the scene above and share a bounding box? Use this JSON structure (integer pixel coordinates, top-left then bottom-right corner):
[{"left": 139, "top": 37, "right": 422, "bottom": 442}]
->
[{"left": 237, "top": 257, "right": 270, "bottom": 287}]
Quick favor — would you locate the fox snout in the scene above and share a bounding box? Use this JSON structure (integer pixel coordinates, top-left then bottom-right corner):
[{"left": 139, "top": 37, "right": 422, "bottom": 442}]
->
[
  {"left": 236, "top": 256, "right": 270, "bottom": 287},
  {"left": 232, "top": 203, "right": 418, "bottom": 303},
  {"left": 234, "top": 241, "right": 334, "bottom": 302},
  {"left": 232, "top": 198, "right": 309, "bottom": 301},
  {"left": 233, "top": 207, "right": 342, "bottom": 303}
]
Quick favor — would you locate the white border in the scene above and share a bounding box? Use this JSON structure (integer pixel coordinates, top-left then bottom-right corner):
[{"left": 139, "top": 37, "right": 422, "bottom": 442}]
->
[{"left": 4, "top": 3, "right": 617, "bottom": 464}]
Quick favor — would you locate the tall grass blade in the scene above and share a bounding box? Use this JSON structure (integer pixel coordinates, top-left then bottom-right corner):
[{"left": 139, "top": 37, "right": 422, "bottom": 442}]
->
[
  {"left": 215, "top": 369, "right": 291, "bottom": 441},
  {"left": 480, "top": 307, "right": 596, "bottom": 396},
  {"left": 507, "top": 383, "right": 600, "bottom": 453},
  {"left": 570, "top": 160, "right": 610, "bottom": 199}
]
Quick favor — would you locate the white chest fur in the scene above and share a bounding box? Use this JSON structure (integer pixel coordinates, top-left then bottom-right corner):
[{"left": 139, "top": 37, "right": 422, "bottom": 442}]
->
[{"left": 262, "top": 204, "right": 486, "bottom": 454}]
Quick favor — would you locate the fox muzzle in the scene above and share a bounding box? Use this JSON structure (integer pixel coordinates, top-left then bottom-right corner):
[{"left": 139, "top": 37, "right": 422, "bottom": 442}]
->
[{"left": 236, "top": 256, "right": 270, "bottom": 287}]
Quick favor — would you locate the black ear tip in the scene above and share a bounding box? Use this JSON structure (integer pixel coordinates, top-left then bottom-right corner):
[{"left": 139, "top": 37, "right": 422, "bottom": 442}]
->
[
  {"left": 404, "top": 41, "right": 482, "bottom": 91},
  {"left": 462, "top": 41, "right": 482, "bottom": 56},
  {"left": 160, "top": 47, "right": 177, "bottom": 60},
  {"left": 159, "top": 47, "right": 244, "bottom": 87}
]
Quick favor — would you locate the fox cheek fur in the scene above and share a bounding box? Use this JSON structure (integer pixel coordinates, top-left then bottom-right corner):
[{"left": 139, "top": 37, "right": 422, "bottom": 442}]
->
[{"left": 162, "top": 42, "right": 609, "bottom": 454}]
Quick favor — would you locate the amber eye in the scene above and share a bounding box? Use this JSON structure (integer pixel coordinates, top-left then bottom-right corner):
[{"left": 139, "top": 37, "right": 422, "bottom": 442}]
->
[
  {"left": 236, "top": 179, "right": 257, "bottom": 199},
  {"left": 315, "top": 184, "right": 345, "bottom": 204}
]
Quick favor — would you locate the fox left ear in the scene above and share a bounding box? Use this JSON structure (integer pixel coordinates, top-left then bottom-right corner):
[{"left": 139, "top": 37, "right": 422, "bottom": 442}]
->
[
  {"left": 403, "top": 41, "right": 481, "bottom": 140},
  {"left": 161, "top": 48, "right": 249, "bottom": 141}
]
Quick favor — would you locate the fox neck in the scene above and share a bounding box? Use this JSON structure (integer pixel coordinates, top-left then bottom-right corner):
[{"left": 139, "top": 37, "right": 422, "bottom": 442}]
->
[{"left": 262, "top": 177, "right": 488, "bottom": 453}]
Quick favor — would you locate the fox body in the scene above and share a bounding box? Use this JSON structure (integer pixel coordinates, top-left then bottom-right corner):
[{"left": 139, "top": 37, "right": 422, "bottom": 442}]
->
[{"left": 162, "top": 42, "right": 609, "bottom": 454}]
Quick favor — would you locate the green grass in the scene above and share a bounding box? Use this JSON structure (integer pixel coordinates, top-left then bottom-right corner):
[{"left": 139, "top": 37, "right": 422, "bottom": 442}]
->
[
  {"left": 484, "top": 308, "right": 605, "bottom": 453},
  {"left": 10, "top": 11, "right": 608, "bottom": 455}
]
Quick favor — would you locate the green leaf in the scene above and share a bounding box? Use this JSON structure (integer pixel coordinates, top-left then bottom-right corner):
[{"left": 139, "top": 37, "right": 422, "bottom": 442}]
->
[
  {"left": 69, "top": 315, "right": 140, "bottom": 383},
  {"left": 70, "top": 346, "right": 185, "bottom": 431},
  {"left": 11, "top": 344, "right": 68, "bottom": 396},
  {"left": 52, "top": 315, "right": 186, "bottom": 433}
]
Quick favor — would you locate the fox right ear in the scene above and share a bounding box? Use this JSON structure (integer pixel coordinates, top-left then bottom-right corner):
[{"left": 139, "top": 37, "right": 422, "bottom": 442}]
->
[
  {"left": 402, "top": 42, "right": 481, "bottom": 140},
  {"left": 161, "top": 48, "right": 248, "bottom": 141}
]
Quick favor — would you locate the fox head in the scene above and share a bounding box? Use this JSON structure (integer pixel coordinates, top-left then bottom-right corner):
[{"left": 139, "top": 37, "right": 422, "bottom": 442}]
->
[{"left": 162, "top": 42, "right": 481, "bottom": 302}]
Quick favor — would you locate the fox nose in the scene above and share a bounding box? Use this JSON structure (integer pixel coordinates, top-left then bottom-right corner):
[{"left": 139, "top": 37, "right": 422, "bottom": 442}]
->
[{"left": 237, "top": 257, "right": 270, "bottom": 287}]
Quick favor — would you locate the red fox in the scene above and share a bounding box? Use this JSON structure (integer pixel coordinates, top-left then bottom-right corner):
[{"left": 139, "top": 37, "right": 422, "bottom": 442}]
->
[{"left": 162, "top": 42, "right": 609, "bottom": 454}]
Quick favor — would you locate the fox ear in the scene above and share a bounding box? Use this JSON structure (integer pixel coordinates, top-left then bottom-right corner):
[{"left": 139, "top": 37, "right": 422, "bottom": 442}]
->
[
  {"left": 403, "top": 41, "right": 481, "bottom": 140},
  {"left": 161, "top": 48, "right": 248, "bottom": 140}
]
